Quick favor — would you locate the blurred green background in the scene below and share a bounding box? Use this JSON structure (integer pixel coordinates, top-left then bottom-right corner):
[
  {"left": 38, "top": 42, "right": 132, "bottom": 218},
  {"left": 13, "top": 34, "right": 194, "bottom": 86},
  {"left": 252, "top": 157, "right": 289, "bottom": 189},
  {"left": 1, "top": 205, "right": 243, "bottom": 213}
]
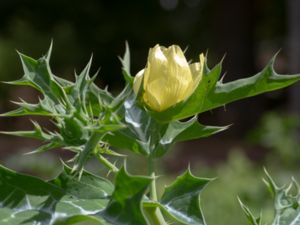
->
[{"left": 1, "top": 0, "right": 300, "bottom": 224}]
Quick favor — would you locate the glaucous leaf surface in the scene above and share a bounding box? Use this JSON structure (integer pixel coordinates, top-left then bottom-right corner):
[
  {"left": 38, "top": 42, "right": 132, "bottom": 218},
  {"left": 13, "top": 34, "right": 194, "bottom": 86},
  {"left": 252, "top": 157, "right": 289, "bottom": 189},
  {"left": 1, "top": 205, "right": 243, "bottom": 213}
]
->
[
  {"left": 266, "top": 172, "right": 300, "bottom": 225},
  {"left": 100, "top": 167, "right": 151, "bottom": 225},
  {"left": 241, "top": 170, "right": 300, "bottom": 225},
  {"left": 0, "top": 164, "right": 113, "bottom": 225},
  {"left": 158, "top": 169, "right": 211, "bottom": 225},
  {"left": 105, "top": 92, "right": 226, "bottom": 157}
]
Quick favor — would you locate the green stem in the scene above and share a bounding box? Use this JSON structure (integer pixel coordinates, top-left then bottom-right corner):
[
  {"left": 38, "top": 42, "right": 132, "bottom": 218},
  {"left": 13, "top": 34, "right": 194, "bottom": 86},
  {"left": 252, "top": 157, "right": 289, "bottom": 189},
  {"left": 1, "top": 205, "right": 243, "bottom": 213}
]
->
[
  {"left": 148, "top": 156, "right": 157, "bottom": 200},
  {"left": 96, "top": 153, "right": 119, "bottom": 173},
  {"left": 144, "top": 206, "right": 168, "bottom": 225},
  {"left": 73, "top": 132, "right": 103, "bottom": 173},
  {"left": 146, "top": 156, "right": 168, "bottom": 225}
]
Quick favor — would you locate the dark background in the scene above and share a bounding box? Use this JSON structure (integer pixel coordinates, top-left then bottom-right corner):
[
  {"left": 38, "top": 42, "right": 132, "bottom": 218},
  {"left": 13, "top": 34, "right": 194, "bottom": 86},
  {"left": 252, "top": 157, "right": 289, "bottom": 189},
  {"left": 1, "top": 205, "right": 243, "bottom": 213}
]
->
[{"left": 0, "top": 0, "right": 300, "bottom": 169}]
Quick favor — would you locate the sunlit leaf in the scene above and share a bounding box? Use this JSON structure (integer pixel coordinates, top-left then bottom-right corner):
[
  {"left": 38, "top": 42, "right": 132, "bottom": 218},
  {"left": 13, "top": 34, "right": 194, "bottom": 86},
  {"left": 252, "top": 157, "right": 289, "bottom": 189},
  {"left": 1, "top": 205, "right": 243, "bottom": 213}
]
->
[
  {"left": 0, "top": 164, "right": 113, "bottom": 225},
  {"left": 155, "top": 55, "right": 300, "bottom": 121},
  {"left": 100, "top": 167, "right": 151, "bottom": 225},
  {"left": 158, "top": 169, "right": 212, "bottom": 225}
]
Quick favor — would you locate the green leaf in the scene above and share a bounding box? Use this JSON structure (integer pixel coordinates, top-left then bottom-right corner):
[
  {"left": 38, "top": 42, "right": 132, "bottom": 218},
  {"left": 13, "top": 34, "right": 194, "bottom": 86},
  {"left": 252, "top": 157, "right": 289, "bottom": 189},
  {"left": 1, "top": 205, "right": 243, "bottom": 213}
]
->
[
  {"left": 174, "top": 118, "right": 229, "bottom": 142},
  {"left": 100, "top": 167, "right": 151, "bottom": 225},
  {"left": 240, "top": 170, "right": 300, "bottom": 225},
  {"left": 104, "top": 93, "right": 162, "bottom": 156},
  {"left": 238, "top": 198, "right": 262, "bottom": 225},
  {"left": 0, "top": 120, "right": 51, "bottom": 141},
  {"left": 153, "top": 117, "right": 226, "bottom": 157},
  {"left": 107, "top": 94, "right": 227, "bottom": 157},
  {"left": 53, "top": 215, "right": 109, "bottom": 225},
  {"left": 51, "top": 164, "right": 113, "bottom": 200},
  {"left": 264, "top": 171, "right": 300, "bottom": 225},
  {"left": 72, "top": 133, "right": 104, "bottom": 174},
  {"left": 118, "top": 42, "right": 133, "bottom": 84},
  {"left": 1, "top": 45, "right": 123, "bottom": 172},
  {"left": 155, "top": 55, "right": 300, "bottom": 121},
  {"left": 202, "top": 56, "right": 300, "bottom": 112},
  {"left": 159, "top": 169, "right": 212, "bottom": 225},
  {"left": 0, "top": 164, "right": 113, "bottom": 225},
  {"left": 0, "top": 98, "right": 54, "bottom": 117},
  {"left": 9, "top": 49, "right": 69, "bottom": 106},
  {"left": 153, "top": 62, "right": 222, "bottom": 121}
]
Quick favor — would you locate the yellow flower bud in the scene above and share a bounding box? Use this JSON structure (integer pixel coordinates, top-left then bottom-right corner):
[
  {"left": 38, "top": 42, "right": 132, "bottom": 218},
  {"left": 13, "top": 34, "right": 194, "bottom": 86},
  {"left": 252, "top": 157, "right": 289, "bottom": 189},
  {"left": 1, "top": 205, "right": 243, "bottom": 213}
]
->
[{"left": 133, "top": 44, "right": 205, "bottom": 112}]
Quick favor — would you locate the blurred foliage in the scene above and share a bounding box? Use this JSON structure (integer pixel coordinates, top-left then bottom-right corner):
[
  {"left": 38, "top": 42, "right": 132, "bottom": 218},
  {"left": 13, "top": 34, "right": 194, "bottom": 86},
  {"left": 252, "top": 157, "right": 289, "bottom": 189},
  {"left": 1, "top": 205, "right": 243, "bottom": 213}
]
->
[
  {"left": 0, "top": 0, "right": 289, "bottom": 90},
  {"left": 0, "top": 0, "right": 213, "bottom": 91},
  {"left": 2, "top": 148, "right": 62, "bottom": 179},
  {"left": 156, "top": 110, "right": 300, "bottom": 225},
  {"left": 197, "top": 151, "right": 273, "bottom": 225},
  {"left": 158, "top": 151, "right": 272, "bottom": 225},
  {"left": 248, "top": 112, "right": 300, "bottom": 167}
]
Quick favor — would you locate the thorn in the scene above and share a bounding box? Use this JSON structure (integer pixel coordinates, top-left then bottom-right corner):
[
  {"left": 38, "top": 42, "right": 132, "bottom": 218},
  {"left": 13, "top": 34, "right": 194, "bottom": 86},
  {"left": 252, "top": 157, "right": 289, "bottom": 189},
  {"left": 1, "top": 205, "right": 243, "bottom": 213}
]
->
[
  {"left": 86, "top": 54, "right": 94, "bottom": 77},
  {"left": 220, "top": 53, "right": 227, "bottom": 64},
  {"left": 106, "top": 169, "right": 112, "bottom": 177},
  {"left": 45, "top": 40, "right": 53, "bottom": 62},
  {"left": 220, "top": 72, "right": 227, "bottom": 83},
  {"left": 78, "top": 168, "right": 84, "bottom": 180}
]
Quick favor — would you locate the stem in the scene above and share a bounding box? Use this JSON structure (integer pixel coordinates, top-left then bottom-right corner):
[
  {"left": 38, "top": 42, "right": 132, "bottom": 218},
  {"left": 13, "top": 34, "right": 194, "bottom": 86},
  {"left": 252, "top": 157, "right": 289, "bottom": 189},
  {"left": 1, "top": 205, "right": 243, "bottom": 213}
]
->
[
  {"left": 96, "top": 153, "right": 119, "bottom": 173},
  {"left": 150, "top": 172, "right": 158, "bottom": 201},
  {"left": 144, "top": 206, "right": 168, "bottom": 225},
  {"left": 145, "top": 156, "right": 168, "bottom": 225},
  {"left": 148, "top": 156, "right": 157, "bottom": 200}
]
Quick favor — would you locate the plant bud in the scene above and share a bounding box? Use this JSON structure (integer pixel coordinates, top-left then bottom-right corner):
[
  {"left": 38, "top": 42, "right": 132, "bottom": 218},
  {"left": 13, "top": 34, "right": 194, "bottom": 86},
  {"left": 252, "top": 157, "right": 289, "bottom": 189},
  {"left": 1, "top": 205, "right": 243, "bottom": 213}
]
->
[{"left": 134, "top": 44, "right": 204, "bottom": 112}]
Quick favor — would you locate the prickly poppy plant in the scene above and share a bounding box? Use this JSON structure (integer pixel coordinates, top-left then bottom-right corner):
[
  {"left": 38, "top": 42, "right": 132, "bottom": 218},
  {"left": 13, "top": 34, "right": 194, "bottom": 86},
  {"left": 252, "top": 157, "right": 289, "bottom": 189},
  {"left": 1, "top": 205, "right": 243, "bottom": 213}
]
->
[{"left": 1, "top": 43, "right": 300, "bottom": 225}]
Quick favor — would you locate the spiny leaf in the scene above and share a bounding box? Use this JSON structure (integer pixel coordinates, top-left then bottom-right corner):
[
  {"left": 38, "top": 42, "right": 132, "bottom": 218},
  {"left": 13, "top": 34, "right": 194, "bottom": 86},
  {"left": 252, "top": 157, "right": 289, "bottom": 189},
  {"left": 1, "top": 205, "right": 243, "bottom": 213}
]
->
[
  {"left": 119, "top": 41, "right": 133, "bottom": 84},
  {"left": 155, "top": 55, "right": 300, "bottom": 121},
  {"left": 0, "top": 98, "right": 53, "bottom": 117},
  {"left": 13, "top": 50, "right": 69, "bottom": 106},
  {"left": 201, "top": 55, "right": 300, "bottom": 113},
  {"left": 0, "top": 164, "right": 113, "bottom": 225},
  {"left": 1, "top": 44, "right": 122, "bottom": 172},
  {"left": 100, "top": 167, "right": 151, "bottom": 225},
  {"left": 72, "top": 132, "right": 104, "bottom": 175},
  {"left": 175, "top": 119, "right": 230, "bottom": 142},
  {"left": 264, "top": 171, "right": 300, "bottom": 225},
  {"left": 263, "top": 168, "right": 277, "bottom": 198},
  {"left": 159, "top": 168, "right": 212, "bottom": 225},
  {"left": 238, "top": 198, "right": 262, "bottom": 225},
  {"left": 71, "top": 56, "right": 94, "bottom": 105},
  {"left": 0, "top": 121, "right": 50, "bottom": 141},
  {"left": 26, "top": 142, "right": 63, "bottom": 155},
  {"left": 153, "top": 61, "right": 222, "bottom": 121},
  {"left": 106, "top": 94, "right": 227, "bottom": 157},
  {"left": 240, "top": 170, "right": 300, "bottom": 225}
]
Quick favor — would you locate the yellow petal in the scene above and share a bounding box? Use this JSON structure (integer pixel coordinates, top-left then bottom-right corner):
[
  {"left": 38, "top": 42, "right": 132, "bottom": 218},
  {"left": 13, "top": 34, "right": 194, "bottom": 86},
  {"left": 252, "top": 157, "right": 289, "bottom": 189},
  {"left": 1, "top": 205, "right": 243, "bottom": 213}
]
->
[
  {"left": 187, "top": 54, "right": 205, "bottom": 97},
  {"left": 144, "top": 45, "right": 167, "bottom": 85},
  {"left": 144, "top": 78, "right": 183, "bottom": 111},
  {"left": 136, "top": 44, "right": 205, "bottom": 112}
]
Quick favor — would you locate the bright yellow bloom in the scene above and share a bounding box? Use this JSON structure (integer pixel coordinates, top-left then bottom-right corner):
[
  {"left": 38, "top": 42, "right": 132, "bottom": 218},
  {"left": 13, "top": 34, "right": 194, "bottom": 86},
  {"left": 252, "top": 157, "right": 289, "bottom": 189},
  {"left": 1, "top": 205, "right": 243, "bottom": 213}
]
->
[{"left": 133, "top": 44, "right": 205, "bottom": 112}]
